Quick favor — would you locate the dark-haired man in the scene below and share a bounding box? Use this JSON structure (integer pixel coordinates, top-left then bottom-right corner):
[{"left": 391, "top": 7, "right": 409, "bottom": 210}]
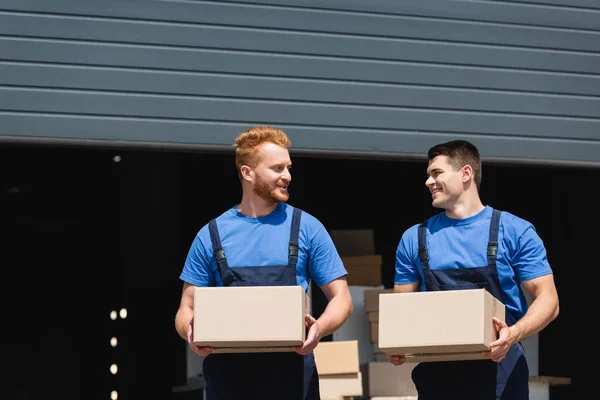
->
[{"left": 387, "top": 140, "right": 559, "bottom": 400}]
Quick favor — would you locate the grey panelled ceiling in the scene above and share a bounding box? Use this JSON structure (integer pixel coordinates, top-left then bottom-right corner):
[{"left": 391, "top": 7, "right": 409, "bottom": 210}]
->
[{"left": 0, "top": 0, "right": 599, "bottom": 167}]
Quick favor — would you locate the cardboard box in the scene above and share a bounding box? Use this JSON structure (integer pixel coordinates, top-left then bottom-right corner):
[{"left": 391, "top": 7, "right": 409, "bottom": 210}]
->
[
  {"left": 321, "top": 397, "right": 354, "bottom": 400},
  {"left": 361, "top": 362, "right": 417, "bottom": 397},
  {"left": 368, "top": 311, "right": 379, "bottom": 322},
  {"left": 370, "top": 321, "right": 378, "bottom": 343},
  {"left": 342, "top": 255, "right": 382, "bottom": 268},
  {"left": 333, "top": 285, "right": 384, "bottom": 365},
  {"left": 378, "top": 288, "right": 505, "bottom": 362},
  {"left": 193, "top": 286, "right": 310, "bottom": 353},
  {"left": 329, "top": 229, "right": 375, "bottom": 256},
  {"left": 342, "top": 255, "right": 383, "bottom": 286},
  {"left": 372, "top": 342, "right": 387, "bottom": 362},
  {"left": 364, "top": 288, "right": 393, "bottom": 312},
  {"left": 319, "top": 372, "right": 363, "bottom": 398},
  {"left": 314, "top": 340, "right": 360, "bottom": 375}
]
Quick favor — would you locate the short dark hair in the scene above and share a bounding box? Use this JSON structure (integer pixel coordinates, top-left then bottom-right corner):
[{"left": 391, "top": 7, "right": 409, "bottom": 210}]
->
[{"left": 428, "top": 140, "right": 482, "bottom": 190}]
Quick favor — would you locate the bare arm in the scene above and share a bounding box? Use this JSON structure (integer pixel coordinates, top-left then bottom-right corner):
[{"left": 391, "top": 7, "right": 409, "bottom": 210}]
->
[
  {"left": 174, "top": 282, "right": 212, "bottom": 356},
  {"left": 511, "top": 274, "right": 559, "bottom": 342},
  {"left": 487, "top": 274, "right": 559, "bottom": 362},
  {"left": 394, "top": 281, "right": 421, "bottom": 293},
  {"left": 174, "top": 282, "right": 195, "bottom": 341},
  {"left": 294, "top": 276, "right": 352, "bottom": 355},
  {"left": 318, "top": 276, "right": 353, "bottom": 337}
]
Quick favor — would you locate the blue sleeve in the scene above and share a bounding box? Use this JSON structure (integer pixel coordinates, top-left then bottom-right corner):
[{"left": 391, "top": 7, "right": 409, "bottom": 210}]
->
[
  {"left": 307, "top": 226, "right": 347, "bottom": 287},
  {"left": 394, "top": 225, "right": 422, "bottom": 285},
  {"left": 179, "top": 229, "right": 215, "bottom": 287},
  {"left": 511, "top": 225, "right": 553, "bottom": 282}
]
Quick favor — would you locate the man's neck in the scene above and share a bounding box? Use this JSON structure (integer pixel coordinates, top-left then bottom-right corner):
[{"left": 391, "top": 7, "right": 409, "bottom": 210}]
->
[
  {"left": 237, "top": 195, "right": 278, "bottom": 218},
  {"left": 445, "top": 197, "right": 485, "bottom": 220}
]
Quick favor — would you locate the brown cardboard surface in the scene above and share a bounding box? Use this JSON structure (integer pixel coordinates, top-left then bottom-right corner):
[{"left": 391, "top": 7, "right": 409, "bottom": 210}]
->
[
  {"left": 208, "top": 346, "right": 299, "bottom": 354},
  {"left": 345, "top": 265, "right": 382, "bottom": 286},
  {"left": 329, "top": 229, "right": 375, "bottom": 256},
  {"left": 368, "top": 311, "right": 379, "bottom": 322},
  {"left": 341, "top": 255, "right": 382, "bottom": 268},
  {"left": 370, "top": 321, "right": 378, "bottom": 344},
  {"left": 319, "top": 372, "right": 363, "bottom": 398},
  {"left": 528, "top": 376, "right": 572, "bottom": 385},
  {"left": 193, "top": 286, "right": 309, "bottom": 352},
  {"left": 320, "top": 397, "right": 355, "bottom": 400},
  {"left": 378, "top": 288, "right": 505, "bottom": 361},
  {"left": 342, "top": 255, "right": 383, "bottom": 286},
  {"left": 370, "top": 397, "right": 418, "bottom": 400},
  {"left": 364, "top": 288, "right": 394, "bottom": 312},
  {"left": 403, "top": 351, "right": 490, "bottom": 363},
  {"left": 314, "top": 340, "right": 360, "bottom": 375},
  {"left": 361, "top": 362, "right": 417, "bottom": 397}
]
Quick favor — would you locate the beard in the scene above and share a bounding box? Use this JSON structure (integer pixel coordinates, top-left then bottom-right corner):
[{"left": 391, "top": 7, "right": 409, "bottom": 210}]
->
[{"left": 253, "top": 174, "right": 290, "bottom": 204}]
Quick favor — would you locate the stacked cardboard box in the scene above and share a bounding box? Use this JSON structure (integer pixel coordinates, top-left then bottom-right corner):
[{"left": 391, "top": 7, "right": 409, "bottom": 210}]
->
[
  {"left": 364, "top": 288, "right": 393, "bottom": 360},
  {"left": 314, "top": 340, "right": 363, "bottom": 399},
  {"left": 342, "top": 255, "right": 383, "bottom": 286},
  {"left": 369, "top": 397, "right": 418, "bottom": 400},
  {"left": 361, "top": 362, "right": 418, "bottom": 398},
  {"left": 330, "top": 229, "right": 383, "bottom": 286},
  {"left": 193, "top": 286, "right": 310, "bottom": 353}
]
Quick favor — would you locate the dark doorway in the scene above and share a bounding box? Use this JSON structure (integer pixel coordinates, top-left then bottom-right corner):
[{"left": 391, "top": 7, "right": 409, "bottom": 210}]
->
[{"left": 3, "top": 143, "right": 586, "bottom": 399}]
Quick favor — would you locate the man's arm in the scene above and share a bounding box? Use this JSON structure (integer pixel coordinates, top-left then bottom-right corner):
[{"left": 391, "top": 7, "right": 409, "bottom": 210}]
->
[
  {"left": 175, "top": 282, "right": 213, "bottom": 356},
  {"left": 510, "top": 274, "right": 559, "bottom": 342},
  {"left": 394, "top": 281, "right": 421, "bottom": 293},
  {"left": 487, "top": 274, "right": 559, "bottom": 362},
  {"left": 317, "top": 276, "right": 353, "bottom": 337},
  {"left": 174, "top": 282, "right": 195, "bottom": 341},
  {"left": 294, "top": 276, "right": 352, "bottom": 355}
]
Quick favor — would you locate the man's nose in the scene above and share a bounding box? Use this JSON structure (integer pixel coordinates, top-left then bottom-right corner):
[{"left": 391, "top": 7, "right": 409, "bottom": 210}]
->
[{"left": 425, "top": 176, "right": 435, "bottom": 187}]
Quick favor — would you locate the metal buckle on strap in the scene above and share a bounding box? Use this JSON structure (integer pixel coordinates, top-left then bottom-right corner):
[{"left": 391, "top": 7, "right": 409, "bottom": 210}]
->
[
  {"left": 214, "top": 247, "right": 226, "bottom": 261},
  {"left": 289, "top": 241, "right": 298, "bottom": 256},
  {"left": 487, "top": 242, "right": 498, "bottom": 257}
]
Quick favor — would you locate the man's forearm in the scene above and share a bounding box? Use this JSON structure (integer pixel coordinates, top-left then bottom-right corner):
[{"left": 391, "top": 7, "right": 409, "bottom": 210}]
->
[
  {"left": 511, "top": 294, "right": 559, "bottom": 343},
  {"left": 175, "top": 306, "right": 194, "bottom": 341},
  {"left": 316, "top": 294, "right": 352, "bottom": 338}
]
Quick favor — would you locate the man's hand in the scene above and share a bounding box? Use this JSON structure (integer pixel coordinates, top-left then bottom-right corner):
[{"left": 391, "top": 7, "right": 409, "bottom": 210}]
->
[
  {"left": 386, "top": 354, "right": 407, "bottom": 366},
  {"left": 482, "top": 317, "right": 514, "bottom": 362},
  {"left": 187, "top": 318, "right": 213, "bottom": 357},
  {"left": 293, "top": 314, "right": 322, "bottom": 355}
]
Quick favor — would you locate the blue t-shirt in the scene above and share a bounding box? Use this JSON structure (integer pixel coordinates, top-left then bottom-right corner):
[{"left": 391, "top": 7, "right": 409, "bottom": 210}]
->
[
  {"left": 394, "top": 206, "right": 552, "bottom": 323},
  {"left": 180, "top": 203, "right": 347, "bottom": 291}
]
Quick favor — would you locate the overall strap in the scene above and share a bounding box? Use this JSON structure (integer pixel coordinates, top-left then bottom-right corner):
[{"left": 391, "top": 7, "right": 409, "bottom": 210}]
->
[
  {"left": 288, "top": 208, "right": 302, "bottom": 268},
  {"left": 487, "top": 209, "right": 502, "bottom": 269},
  {"left": 417, "top": 220, "right": 431, "bottom": 272},
  {"left": 208, "top": 219, "right": 234, "bottom": 286}
]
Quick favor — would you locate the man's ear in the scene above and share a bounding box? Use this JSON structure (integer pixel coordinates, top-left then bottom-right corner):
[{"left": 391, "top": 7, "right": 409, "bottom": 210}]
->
[
  {"left": 461, "top": 164, "right": 473, "bottom": 183},
  {"left": 240, "top": 165, "right": 253, "bottom": 182}
]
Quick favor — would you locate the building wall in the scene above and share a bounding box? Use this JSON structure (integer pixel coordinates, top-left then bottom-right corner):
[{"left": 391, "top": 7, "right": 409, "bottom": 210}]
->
[{"left": 1, "top": 0, "right": 599, "bottom": 165}]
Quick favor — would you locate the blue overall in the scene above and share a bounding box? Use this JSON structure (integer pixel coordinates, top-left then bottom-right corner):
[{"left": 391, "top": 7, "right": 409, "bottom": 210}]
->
[
  {"left": 411, "top": 209, "right": 528, "bottom": 400},
  {"left": 202, "top": 207, "right": 320, "bottom": 400}
]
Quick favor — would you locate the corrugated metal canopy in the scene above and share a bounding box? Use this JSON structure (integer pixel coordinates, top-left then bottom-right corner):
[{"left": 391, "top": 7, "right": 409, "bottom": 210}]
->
[{"left": 0, "top": 0, "right": 599, "bottom": 168}]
